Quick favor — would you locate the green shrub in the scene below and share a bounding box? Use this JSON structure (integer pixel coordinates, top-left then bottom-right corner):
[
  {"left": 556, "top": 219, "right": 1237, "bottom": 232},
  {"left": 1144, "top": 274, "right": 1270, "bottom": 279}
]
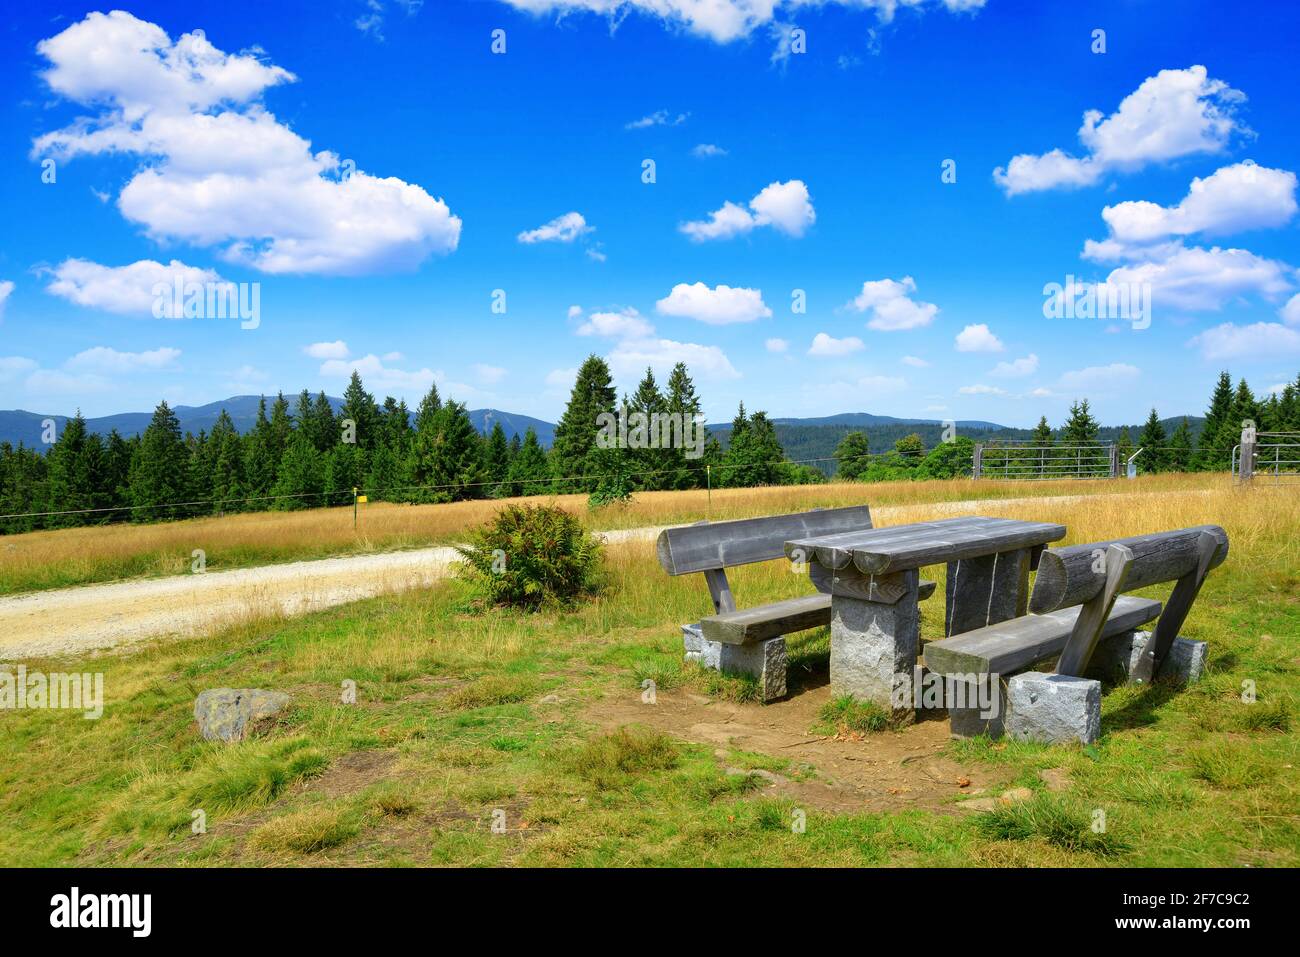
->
[{"left": 454, "top": 504, "right": 604, "bottom": 609}]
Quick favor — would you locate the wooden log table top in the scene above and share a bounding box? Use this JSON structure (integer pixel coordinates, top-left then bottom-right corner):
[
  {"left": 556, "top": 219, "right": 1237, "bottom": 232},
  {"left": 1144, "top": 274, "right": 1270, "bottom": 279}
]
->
[{"left": 785, "top": 516, "right": 1067, "bottom": 576}]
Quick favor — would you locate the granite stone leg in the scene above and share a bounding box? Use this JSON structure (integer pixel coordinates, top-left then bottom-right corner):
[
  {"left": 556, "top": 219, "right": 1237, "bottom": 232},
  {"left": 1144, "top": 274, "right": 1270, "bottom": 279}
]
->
[
  {"left": 1005, "top": 672, "right": 1101, "bottom": 744},
  {"left": 944, "top": 548, "right": 1031, "bottom": 636},
  {"left": 829, "top": 568, "right": 920, "bottom": 719},
  {"left": 718, "top": 637, "right": 788, "bottom": 702},
  {"left": 682, "top": 622, "right": 722, "bottom": 669},
  {"left": 1087, "top": 630, "right": 1207, "bottom": 685},
  {"left": 946, "top": 674, "right": 1007, "bottom": 738},
  {"left": 682, "top": 623, "right": 703, "bottom": 662}
]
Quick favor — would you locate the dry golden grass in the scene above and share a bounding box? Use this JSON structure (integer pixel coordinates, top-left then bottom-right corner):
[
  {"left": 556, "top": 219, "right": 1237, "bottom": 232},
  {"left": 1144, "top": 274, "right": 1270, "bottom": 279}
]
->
[{"left": 0, "top": 472, "right": 1228, "bottom": 595}]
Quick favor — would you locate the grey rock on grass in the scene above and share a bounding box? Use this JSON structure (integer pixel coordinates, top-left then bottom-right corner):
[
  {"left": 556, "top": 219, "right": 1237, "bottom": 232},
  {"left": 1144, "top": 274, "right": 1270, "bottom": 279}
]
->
[{"left": 194, "top": 688, "right": 291, "bottom": 743}]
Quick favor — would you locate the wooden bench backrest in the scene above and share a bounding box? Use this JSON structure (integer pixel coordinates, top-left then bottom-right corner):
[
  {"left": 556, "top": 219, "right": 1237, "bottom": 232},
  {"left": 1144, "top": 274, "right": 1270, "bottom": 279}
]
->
[
  {"left": 1029, "top": 525, "right": 1229, "bottom": 614},
  {"left": 655, "top": 505, "right": 873, "bottom": 576},
  {"left": 1030, "top": 524, "right": 1229, "bottom": 679}
]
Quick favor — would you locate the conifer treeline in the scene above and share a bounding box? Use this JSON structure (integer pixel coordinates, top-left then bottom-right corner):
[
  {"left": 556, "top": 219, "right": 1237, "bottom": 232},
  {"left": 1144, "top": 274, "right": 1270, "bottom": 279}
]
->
[
  {"left": 0, "top": 357, "right": 801, "bottom": 533},
  {"left": 1, "top": 363, "right": 1297, "bottom": 534}
]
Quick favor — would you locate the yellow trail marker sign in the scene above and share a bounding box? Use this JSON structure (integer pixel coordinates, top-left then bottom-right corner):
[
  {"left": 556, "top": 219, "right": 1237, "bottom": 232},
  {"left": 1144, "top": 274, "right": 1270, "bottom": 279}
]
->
[{"left": 356, "top": 495, "right": 369, "bottom": 503}]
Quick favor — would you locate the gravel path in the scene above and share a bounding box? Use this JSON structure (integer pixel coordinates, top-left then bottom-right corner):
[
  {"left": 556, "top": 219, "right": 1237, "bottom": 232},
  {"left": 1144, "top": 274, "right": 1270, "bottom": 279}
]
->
[{"left": 0, "top": 490, "right": 1177, "bottom": 660}]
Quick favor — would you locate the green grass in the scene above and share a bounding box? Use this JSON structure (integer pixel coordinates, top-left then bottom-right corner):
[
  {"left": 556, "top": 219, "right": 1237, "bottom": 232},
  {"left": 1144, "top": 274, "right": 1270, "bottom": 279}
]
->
[
  {"left": 814, "top": 695, "right": 892, "bottom": 735},
  {"left": 0, "top": 484, "right": 1297, "bottom": 867}
]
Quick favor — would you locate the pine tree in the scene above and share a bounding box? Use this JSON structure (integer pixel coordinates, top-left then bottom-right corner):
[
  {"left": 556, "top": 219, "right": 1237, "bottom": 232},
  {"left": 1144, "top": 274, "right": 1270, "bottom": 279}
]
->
[
  {"left": 483, "top": 422, "right": 511, "bottom": 495},
  {"left": 367, "top": 397, "right": 411, "bottom": 500},
  {"left": 129, "top": 402, "right": 188, "bottom": 521},
  {"left": 209, "top": 410, "right": 244, "bottom": 512},
  {"left": 243, "top": 396, "right": 278, "bottom": 496},
  {"left": 627, "top": 367, "right": 666, "bottom": 490},
  {"left": 1195, "top": 371, "right": 1234, "bottom": 471},
  {"left": 506, "top": 427, "right": 549, "bottom": 497},
  {"left": 340, "top": 371, "right": 381, "bottom": 451},
  {"left": 426, "top": 401, "right": 483, "bottom": 501},
  {"left": 1116, "top": 427, "right": 1134, "bottom": 472},
  {"left": 103, "top": 429, "right": 133, "bottom": 516},
  {"left": 406, "top": 382, "right": 444, "bottom": 499},
  {"left": 1136, "top": 408, "right": 1168, "bottom": 473},
  {"left": 550, "top": 355, "right": 616, "bottom": 492},
  {"left": 663, "top": 362, "right": 706, "bottom": 489},
  {"left": 44, "top": 412, "right": 105, "bottom": 527},
  {"left": 1031, "top": 416, "right": 1053, "bottom": 446},
  {"left": 834, "top": 430, "right": 872, "bottom": 480},
  {"left": 271, "top": 430, "right": 324, "bottom": 509},
  {"left": 1167, "top": 417, "right": 1194, "bottom": 472},
  {"left": 722, "top": 407, "right": 784, "bottom": 486},
  {"left": 1060, "top": 400, "right": 1102, "bottom": 477}
]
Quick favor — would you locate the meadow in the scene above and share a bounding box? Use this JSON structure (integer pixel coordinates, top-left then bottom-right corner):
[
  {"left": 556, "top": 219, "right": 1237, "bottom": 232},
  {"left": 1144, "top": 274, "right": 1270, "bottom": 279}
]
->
[
  {"left": 0, "top": 472, "right": 1226, "bottom": 595},
  {"left": 0, "top": 473, "right": 1295, "bottom": 867}
]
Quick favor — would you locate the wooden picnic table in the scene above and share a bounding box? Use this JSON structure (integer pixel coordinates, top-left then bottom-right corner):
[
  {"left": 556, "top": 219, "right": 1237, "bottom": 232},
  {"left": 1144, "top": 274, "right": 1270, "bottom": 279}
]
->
[{"left": 785, "top": 516, "right": 1066, "bottom": 717}]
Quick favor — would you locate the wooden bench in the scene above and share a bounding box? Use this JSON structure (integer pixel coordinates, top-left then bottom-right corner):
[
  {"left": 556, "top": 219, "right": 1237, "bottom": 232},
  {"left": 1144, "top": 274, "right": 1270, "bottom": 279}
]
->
[
  {"left": 655, "top": 506, "right": 935, "bottom": 701},
  {"left": 924, "top": 525, "right": 1229, "bottom": 741}
]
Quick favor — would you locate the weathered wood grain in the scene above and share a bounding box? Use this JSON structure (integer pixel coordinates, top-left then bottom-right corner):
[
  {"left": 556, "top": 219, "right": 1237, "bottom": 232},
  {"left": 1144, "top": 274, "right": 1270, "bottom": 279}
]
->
[
  {"left": 944, "top": 547, "right": 1033, "bottom": 636},
  {"left": 849, "top": 520, "right": 1066, "bottom": 575},
  {"left": 1128, "top": 529, "right": 1220, "bottom": 684},
  {"left": 788, "top": 516, "right": 993, "bottom": 570},
  {"left": 703, "top": 567, "right": 736, "bottom": 614},
  {"left": 923, "top": 594, "right": 1162, "bottom": 676},
  {"left": 809, "top": 562, "right": 937, "bottom": 603},
  {"left": 701, "top": 593, "right": 833, "bottom": 645},
  {"left": 1029, "top": 525, "right": 1229, "bottom": 613},
  {"left": 1056, "top": 543, "right": 1132, "bottom": 676},
  {"left": 657, "top": 505, "right": 872, "bottom": 575}
]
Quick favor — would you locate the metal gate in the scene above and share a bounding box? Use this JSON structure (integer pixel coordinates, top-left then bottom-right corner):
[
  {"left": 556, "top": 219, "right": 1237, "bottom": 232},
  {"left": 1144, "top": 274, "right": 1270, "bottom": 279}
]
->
[
  {"left": 1234, "top": 429, "right": 1300, "bottom": 484},
  {"left": 973, "top": 443, "right": 1117, "bottom": 480}
]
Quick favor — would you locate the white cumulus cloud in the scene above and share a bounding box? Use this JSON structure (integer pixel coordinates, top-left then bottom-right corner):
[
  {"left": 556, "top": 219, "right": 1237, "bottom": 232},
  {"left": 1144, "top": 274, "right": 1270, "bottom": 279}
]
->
[
  {"left": 954, "top": 323, "right": 1004, "bottom": 352},
  {"left": 1100, "top": 162, "right": 1296, "bottom": 245},
  {"left": 576, "top": 307, "right": 656, "bottom": 339},
  {"left": 655, "top": 282, "right": 771, "bottom": 324},
  {"left": 808, "top": 333, "right": 864, "bottom": 357},
  {"left": 1058, "top": 363, "right": 1141, "bottom": 392},
  {"left": 496, "top": 1, "right": 985, "bottom": 45},
  {"left": 681, "top": 179, "right": 814, "bottom": 241},
  {"left": 44, "top": 258, "right": 223, "bottom": 316},
  {"left": 994, "top": 66, "right": 1249, "bottom": 195},
  {"left": 65, "top": 346, "right": 181, "bottom": 373},
  {"left": 1188, "top": 322, "right": 1300, "bottom": 361},
  {"left": 848, "top": 276, "right": 940, "bottom": 331},
  {"left": 32, "top": 11, "right": 461, "bottom": 275},
  {"left": 990, "top": 353, "right": 1039, "bottom": 377},
  {"left": 517, "top": 211, "right": 593, "bottom": 244},
  {"left": 304, "top": 340, "right": 350, "bottom": 359}
]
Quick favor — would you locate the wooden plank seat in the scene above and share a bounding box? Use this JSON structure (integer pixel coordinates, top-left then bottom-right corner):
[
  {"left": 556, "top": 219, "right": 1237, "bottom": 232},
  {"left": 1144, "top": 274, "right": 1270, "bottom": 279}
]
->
[
  {"left": 703, "top": 580, "right": 938, "bottom": 646},
  {"left": 655, "top": 506, "right": 936, "bottom": 701},
  {"left": 924, "top": 525, "right": 1229, "bottom": 743},
  {"left": 923, "top": 594, "right": 1161, "bottom": 677}
]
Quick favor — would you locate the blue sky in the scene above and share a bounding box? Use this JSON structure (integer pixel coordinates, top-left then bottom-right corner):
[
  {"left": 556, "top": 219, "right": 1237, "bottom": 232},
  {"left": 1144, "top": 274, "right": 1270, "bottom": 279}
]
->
[{"left": 1, "top": 0, "right": 1297, "bottom": 427}]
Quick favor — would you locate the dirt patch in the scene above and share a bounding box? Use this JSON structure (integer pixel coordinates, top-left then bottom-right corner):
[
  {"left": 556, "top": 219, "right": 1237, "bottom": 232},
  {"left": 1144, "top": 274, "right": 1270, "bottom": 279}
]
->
[
  {"left": 584, "top": 685, "right": 1013, "bottom": 814},
  {"left": 308, "top": 750, "right": 400, "bottom": 799}
]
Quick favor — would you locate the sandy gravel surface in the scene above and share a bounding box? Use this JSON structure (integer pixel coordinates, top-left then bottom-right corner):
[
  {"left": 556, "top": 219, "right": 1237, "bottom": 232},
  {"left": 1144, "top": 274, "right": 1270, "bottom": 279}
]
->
[{"left": 0, "top": 491, "right": 1173, "bottom": 660}]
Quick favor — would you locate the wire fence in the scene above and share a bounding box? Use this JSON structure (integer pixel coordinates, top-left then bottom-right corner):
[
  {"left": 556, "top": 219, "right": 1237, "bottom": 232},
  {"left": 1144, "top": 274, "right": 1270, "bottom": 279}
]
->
[
  {"left": 0, "top": 445, "right": 938, "bottom": 524},
  {"left": 1234, "top": 432, "right": 1300, "bottom": 486},
  {"left": 974, "top": 443, "right": 1117, "bottom": 481}
]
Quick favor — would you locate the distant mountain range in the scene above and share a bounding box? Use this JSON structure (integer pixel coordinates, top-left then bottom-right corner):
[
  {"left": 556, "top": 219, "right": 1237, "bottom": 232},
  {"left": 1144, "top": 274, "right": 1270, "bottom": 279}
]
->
[
  {"left": 0, "top": 397, "right": 556, "bottom": 449},
  {"left": 0, "top": 398, "right": 1202, "bottom": 473}
]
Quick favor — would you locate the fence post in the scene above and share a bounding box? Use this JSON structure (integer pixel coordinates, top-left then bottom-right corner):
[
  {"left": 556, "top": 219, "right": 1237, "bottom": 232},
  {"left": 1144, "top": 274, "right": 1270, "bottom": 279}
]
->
[
  {"left": 972, "top": 444, "right": 983, "bottom": 480},
  {"left": 1240, "top": 426, "right": 1256, "bottom": 483},
  {"left": 1108, "top": 444, "right": 1119, "bottom": 479}
]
